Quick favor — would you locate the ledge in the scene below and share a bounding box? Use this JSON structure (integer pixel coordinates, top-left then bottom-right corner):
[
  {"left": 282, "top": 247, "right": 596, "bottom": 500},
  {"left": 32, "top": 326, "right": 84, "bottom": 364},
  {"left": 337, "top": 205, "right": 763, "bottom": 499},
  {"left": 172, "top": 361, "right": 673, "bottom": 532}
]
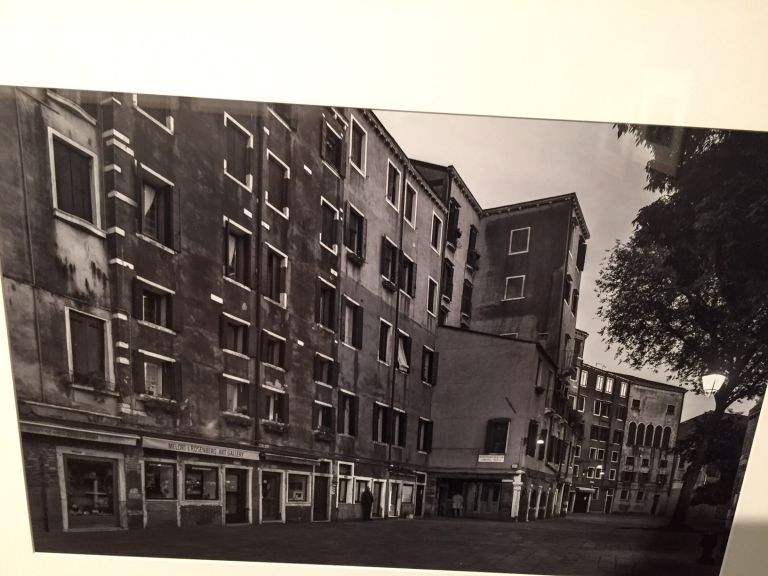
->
[
  {"left": 313, "top": 429, "right": 334, "bottom": 443},
  {"left": 261, "top": 419, "right": 287, "bottom": 433},
  {"left": 346, "top": 251, "right": 365, "bottom": 267},
  {"left": 222, "top": 411, "right": 253, "bottom": 426},
  {"left": 139, "top": 394, "right": 180, "bottom": 413},
  {"left": 382, "top": 278, "right": 397, "bottom": 292}
]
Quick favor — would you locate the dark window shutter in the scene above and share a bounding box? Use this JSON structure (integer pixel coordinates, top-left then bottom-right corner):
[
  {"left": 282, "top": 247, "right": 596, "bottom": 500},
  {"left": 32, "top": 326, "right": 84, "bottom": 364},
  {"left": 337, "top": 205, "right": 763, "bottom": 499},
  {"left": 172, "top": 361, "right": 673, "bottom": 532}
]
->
[
  {"left": 136, "top": 164, "right": 145, "bottom": 234},
  {"left": 259, "top": 333, "right": 268, "bottom": 363},
  {"left": 132, "top": 278, "right": 143, "bottom": 319},
  {"left": 314, "top": 280, "right": 321, "bottom": 324},
  {"left": 343, "top": 202, "right": 351, "bottom": 248},
  {"left": 426, "top": 421, "right": 433, "bottom": 452},
  {"left": 372, "top": 406, "right": 378, "bottom": 442},
  {"left": 352, "top": 306, "right": 363, "bottom": 348},
  {"left": 432, "top": 352, "right": 439, "bottom": 385},
  {"left": 53, "top": 139, "right": 74, "bottom": 212},
  {"left": 336, "top": 391, "right": 345, "bottom": 433},
  {"left": 484, "top": 421, "right": 494, "bottom": 453},
  {"left": 351, "top": 396, "right": 358, "bottom": 436},
  {"left": 219, "top": 315, "right": 226, "bottom": 349},
  {"left": 339, "top": 129, "right": 348, "bottom": 176},
  {"left": 281, "top": 340, "right": 290, "bottom": 371},
  {"left": 320, "top": 120, "right": 328, "bottom": 161},
  {"left": 248, "top": 326, "right": 258, "bottom": 358},
  {"left": 132, "top": 350, "right": 145, "bottom": 394},
  {"left": 171, "top": 186, "right": 181, "bottom": 251},
  {"left": 330, "top": 360, "right": 339, "bottom": 387},
  {"left": 170, "top": 294, "right": 184, "bottom": 332},
  {"left": 283, "top": 393, "right": 290, "bottom": 424},
  {"left": 219, "top": 374, "right": 228, "bottom": 411},
  {"left": 172, "top": 361, "right": 182, "bottom": 402},
  {"left": 313, "top": 354, "right": 322, "bottom": 382},
  {"left": 576, "top": 239, "right": 587, "bottom": 271},
  {"left": 410, "top": 261, "right": 417, "bottom": 296},
  {"left": 360, "top": 215, "right": 368, "bottom": 259},
  {"left": 380, "top": 237, "right": 387, "bottom": 276},
  {"left": 278, "top": 260, "right": 287, "bottom": 294}
]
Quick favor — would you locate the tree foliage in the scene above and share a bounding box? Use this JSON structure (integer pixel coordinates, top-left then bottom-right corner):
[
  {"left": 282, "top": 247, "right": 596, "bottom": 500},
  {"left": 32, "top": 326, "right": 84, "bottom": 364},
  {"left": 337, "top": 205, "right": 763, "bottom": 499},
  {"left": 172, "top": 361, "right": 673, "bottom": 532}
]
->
[{"left": 598, "top": 125, "right": 768, "bottom": 403}]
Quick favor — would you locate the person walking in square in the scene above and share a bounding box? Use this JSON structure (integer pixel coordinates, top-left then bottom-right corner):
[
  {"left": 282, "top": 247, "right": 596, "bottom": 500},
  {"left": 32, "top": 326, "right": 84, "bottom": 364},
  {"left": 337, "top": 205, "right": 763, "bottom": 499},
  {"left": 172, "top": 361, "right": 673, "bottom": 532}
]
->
[
  {"left": 451, "top": 492, "right": 464, "bottom": 517},
  {"left": 361, "top": 486, "right": 374, "bottom": 520}
]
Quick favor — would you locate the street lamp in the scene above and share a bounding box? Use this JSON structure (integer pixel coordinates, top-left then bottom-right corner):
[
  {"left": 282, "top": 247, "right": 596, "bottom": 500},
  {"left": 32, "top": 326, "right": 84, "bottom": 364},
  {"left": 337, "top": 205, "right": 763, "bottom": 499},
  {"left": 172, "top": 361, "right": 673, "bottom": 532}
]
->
[{"left": 702, "top": 372, "right": 726, "bottom": 397}]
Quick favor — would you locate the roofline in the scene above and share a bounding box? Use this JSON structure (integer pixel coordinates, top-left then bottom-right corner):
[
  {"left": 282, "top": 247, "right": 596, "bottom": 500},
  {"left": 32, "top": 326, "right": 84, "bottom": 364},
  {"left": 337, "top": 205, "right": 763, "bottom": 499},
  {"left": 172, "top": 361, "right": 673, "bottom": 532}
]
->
[
  {"left": 575, "top": 328, "right": 590, "bottom": 339},
  {"left": 580, "top": 363, "right": 687, "bottom": 394},
  {"left": 363, "top": 111, "right": 447, "bottom": 213},
  {"left": 437, "top": 325, "right": 558, "bottom": 371},
  {"left": 482, "top": 192, "right": 591, "bottom": 240},
  {"left": 410, "top": 159, "right": 484, "bottom": 216}
]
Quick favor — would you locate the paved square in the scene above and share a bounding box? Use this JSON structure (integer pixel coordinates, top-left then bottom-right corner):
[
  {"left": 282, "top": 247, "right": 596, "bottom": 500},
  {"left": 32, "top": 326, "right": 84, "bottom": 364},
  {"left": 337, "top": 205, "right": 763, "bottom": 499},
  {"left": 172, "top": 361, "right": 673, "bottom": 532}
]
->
[{"left": 33, "top": 515, "right": 723, "bottom": 576}]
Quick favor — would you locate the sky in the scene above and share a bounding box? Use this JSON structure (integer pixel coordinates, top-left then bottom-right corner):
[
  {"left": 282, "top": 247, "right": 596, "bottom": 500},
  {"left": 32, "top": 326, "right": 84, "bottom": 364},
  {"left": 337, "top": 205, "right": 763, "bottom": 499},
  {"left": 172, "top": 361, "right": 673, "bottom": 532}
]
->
[{"left": 375, "top": 109, "right": 728, "bottom": 421}]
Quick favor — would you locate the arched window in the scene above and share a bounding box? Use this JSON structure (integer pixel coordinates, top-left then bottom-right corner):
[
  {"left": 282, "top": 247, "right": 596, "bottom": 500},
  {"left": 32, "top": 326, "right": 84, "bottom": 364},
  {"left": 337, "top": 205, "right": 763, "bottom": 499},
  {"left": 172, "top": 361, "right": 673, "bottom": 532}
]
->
[
  {"left": 637, "top": 423, "right": 645, "bottom": 447},
  {"left": 628, "top": 422, "right": 637, "bottom": 445},
  {"left": 652, "top": 426, "right": 662, "bottom": 448},
  {"left": 662, "top": 427, "right": 672, "bottom": 449},
  {"left": 644, "top": 424, "right": 654, "bottom": 446}
]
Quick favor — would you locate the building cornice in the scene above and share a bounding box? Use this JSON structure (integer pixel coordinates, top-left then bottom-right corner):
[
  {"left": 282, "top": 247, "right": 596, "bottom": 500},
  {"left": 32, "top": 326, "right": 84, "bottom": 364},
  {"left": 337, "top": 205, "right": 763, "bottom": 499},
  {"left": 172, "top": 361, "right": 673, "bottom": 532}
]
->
[{"left": 482, "top": 192, "right": 591, "bottom": 240}]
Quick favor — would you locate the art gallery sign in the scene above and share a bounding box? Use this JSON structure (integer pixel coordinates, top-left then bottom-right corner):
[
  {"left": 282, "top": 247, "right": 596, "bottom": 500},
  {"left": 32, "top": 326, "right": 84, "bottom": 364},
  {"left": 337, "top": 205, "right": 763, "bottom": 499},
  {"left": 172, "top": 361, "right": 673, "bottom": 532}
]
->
[
  {"left": 143, "top": 436, "right": 260, "bottom": 461},
  {"left": 477, "top": 454, "right": 505, "bottom": 463}
]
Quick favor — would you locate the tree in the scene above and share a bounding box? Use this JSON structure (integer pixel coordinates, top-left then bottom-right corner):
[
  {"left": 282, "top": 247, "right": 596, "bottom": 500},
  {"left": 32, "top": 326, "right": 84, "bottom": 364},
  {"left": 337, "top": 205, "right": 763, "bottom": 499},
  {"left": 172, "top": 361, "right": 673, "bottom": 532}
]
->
[{"left": 597, "top": 125, "right": 768, "bottom": 527}]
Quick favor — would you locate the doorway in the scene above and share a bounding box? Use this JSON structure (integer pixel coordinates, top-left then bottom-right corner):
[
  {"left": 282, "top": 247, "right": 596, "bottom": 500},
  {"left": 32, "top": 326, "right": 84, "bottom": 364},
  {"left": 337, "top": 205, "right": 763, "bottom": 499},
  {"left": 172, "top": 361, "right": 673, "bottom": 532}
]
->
[
  {"left": 64, "top": 456, "right": 120, "bottom": 529},
  {"left": 573, "top": 492, "right": 590, "bottom": 513},
  {"left": 388, "top": 482, "right": 400, "bottom": 517},
  {"left": 312, "top": 475, "right": 329, "bottom": 521},
  {"left": 372, "top": 481, "right": 385, "bottom": 518},
  {"left": 415, "top": 485, "right": 424, "bottom": 517},
  {"left": 225, "top": 468, "right": 249, "bottom": 524},
  {"left": 651, "top": 493, "right": 661, "bottom": 515},
  {"left": 261, "top": 471, "right": 283, "bottom": 522},
  {"left": 604, "top": 489, "right": 614, "bottom": 514}
]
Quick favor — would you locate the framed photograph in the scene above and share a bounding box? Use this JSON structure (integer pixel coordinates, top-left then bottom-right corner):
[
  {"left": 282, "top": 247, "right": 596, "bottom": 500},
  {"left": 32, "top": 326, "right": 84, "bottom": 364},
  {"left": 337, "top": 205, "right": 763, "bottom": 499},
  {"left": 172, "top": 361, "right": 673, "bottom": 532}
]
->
[{"left": 1, "top": 4, "right": 767, "bottom": 576}]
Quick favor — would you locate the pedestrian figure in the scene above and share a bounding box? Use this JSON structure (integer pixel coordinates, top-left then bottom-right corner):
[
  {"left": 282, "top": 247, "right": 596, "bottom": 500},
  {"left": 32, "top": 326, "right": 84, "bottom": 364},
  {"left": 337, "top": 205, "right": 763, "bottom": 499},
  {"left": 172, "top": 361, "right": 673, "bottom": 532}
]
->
[
  {"left": 360, "top": 486, "right": 374, "bottom": 520},
  {"left": 451, "top": 492, "right": 464, "bottom": 517}
]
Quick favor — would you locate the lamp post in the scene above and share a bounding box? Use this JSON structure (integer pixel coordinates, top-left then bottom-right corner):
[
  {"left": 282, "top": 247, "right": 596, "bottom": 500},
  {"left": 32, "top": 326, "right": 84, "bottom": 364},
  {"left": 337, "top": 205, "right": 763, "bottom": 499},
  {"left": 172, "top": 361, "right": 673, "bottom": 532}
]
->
[{"left": 702, "top": 372, "right": 726, "bottom": 397}]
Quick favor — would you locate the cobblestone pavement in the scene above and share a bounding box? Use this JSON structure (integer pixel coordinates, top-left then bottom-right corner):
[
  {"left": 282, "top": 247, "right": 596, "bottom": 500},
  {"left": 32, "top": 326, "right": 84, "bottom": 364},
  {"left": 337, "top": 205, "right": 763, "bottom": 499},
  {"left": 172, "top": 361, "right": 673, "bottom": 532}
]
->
[{"left": 33, "top": 514, "right": 723, "bottom": 576}]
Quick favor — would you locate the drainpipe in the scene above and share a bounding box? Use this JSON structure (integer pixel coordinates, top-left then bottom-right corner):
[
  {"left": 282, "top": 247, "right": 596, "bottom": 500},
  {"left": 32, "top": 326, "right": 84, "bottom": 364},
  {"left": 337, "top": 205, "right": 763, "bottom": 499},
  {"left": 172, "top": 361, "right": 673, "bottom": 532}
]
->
[
  {"left": 252, "top": 104, "right": 266, "bottom": 449},
  {"left": 14, "top": 88, "right": 46, "bottom": 403}
]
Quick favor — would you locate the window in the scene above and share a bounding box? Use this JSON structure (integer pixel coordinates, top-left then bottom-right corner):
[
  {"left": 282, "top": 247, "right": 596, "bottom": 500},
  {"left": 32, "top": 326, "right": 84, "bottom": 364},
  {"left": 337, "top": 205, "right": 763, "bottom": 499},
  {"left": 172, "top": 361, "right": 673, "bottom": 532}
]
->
[
  {"left": 263, "top": 388, "right": 286, "bottom": 423},
  {"left": 620, "top": 489, "right": 629, "bottom": 500},
  {"left": 288, "top": 474, "right": 309, "bottom": 502},
  {"left": 594, "top": 400, "right": 611, "bottom": 418},
  {"left": 354, "top": 480, "right": 370, "bottom": 503},
  {"left": 421, "top": 347, "right": 437, "bottom": 385},
  {"left": 338, "top": 391, "right": 357, "bottom": 436},
  {"left": 461, "top": 280, "right": 473, "bottom": 318},
  {"left": 417, "top": 418, "right": 433, "bottom": 452},
  {"left": 134, "top": 94, "right": 173, "bottom": 133},
  {"left": 313, "top": 401, "right": 333, "bottom": 432},
  {"left": 641, "top": 458, "right": 650, "bottom": 468},
  {"left": 316, "top": 278, "right": 336, "bottom": 331},
  {"left": 378, "top": 319, "right": 392, "bottom": 364},
  {"left": 587, "top": 467, "right": 595, "bottom": 479},
  {"left": 402, "top": 484, "right": 415, "bottom": 504},
  {"left": 571, "top": 289, "right": 580, "bottom": 316},
  {"left": 503, "top": 276, "right": 525, "bottom": 300},
  {"left": 509, "top": 227, "right": 530, "bottom": 254},
  {"left": 224, "top": 221, "right": 251, "bottom": 286},
  {"left": 50, "top": 130, "right": 98, "bottom": 225},
  {"left": 605, "top": 377, "right": 614, "bottom": 394},
  {"left": 430, "top": 212, "right": 443, "bottom": 251},
  {"left": 662, "top": 427, "right": 672, "bottom": 449},
  {"left": 184, "top": 465, "right": 218, "bottom": 500},
  {"left": 573, "top": 444, "right": 582, "bottom": 458},
  {"left": 626, "top": 456, "right": 635, "bottom": 467},
  {"left": 573, "top": 465, "right": 580, "bottom": 478},
  {"left": 399, "top": 252, "right": 417, "bottom": 297},
  {"left": 597, "top": 448, "right": 605, "bottom": 460},
  {"left": 611, "top": 450, "right": 619, "bottom": 463},
  {"left": 396, "top": 331, "right": 411, "bottom": 373},
  {"left": 427, "top": 277, "right": 438, "bottom": 316},
  {"left": 631, "top": 399, "right": 641, "bottom": 410},
  {"left": 467, "top": 225, "right": 480, "bottom": 269},
  {"left": 386, "top": 162, "right": 400, "bottom": 209},
  {"left": 590, "top": 425, "right": 609, "bottom": 442},
  {"left": 320, "top": 198, "right": 338, "bottom": 252},
  {"left": 657, "top": 473, "right": 668, "bottom": 485},
  {"left": 260, "top": 330, "right": 286, "bottom": 369},
  {"left": 67, "top": 310, "right": 108, "bottom": 387},
  {"left": 446, "top": 198, "right": 460, "bottom": 246},
  {"left": 337, "top": 476, "right": 351, "bottom": 503},
  {"left": 441, "top": 259, "right": 454, "bottom": 300},
  {"left": 596, "top": 375, "right": 605, "bottom": 392},
  {"left": 612, "top": 430, "right": 624, "bottom": 445},
  {"left": 344, "top": 203, "right": 366, "bottom": 260},
  {"left": 373, "top": 403, "right": 390, "bottom": 443},
  {"left": 659, "top": 459, "right": 668, "bottom": 469},
  {"left": 380, "top": 237, "right": 398, "bottom": 284},
  {"left": 224, "top": 114, "right": 252, "bottom": 188},
  {"left": 525, "top": 419, "right": 539, "bottom": 457},
  {"left": 616, "top": 405, "right": 627, "bottom": 421},
  {"left": 393, "top": 409, "right": 407, "bottom": 447},
  {"left": 222, "top": 375, "right": 250, "bottom": 414},
  {"left": 221, "top": 315, "right": 249, "bottom": 355},
  {"left": 349, "top": 116, "right": 367, "bottom": 175},
  {"left": 576, "top": 396, "right": 585, "bottom": 412},
  {"left": 313, "top": 354, "right": 336, "bottom": 386},
  {"left": 403, "top": 183, "right": 417, "bottom": 225},
  {"left": 266, "top": 152, "right": 289, "bottom": 214},
  {"left": 580, "top": 369, "right": 588, "bottom": 387},
  {"left": 563, "top": 275, "right": 572, "bottom": 304},
  {"left": 666, "top": 404, "right": 675, "bottom": 416},
  {"left": 588, "top": 447, "right": 597, "bottom": 460},
  {"left": 484, "top": 419, "right": 510, "bottom": 454},
  {"left": 140, "top": 288, "right": 171, "bottom": 328},
  {"left": 636, "top": 491, "right": 645, "bottom": 502},
  {"left": 138, "top": 356, "right": 177, "bottom": 399},
  {"left": 620, "top": 381, "right": 628, "bottom": 397},
  {"left": 576, "top": 237, "right": 587, "bottom": 271},
  {"left": 263, "top": 245, "right": 287, "bottom": 305},
  {"left": 145, "top": 462, "right": 177, "bottom": 500},
  {"left": 140, "top": 180, "right": 172, "bottom": 245},
  {"left": 622, "top": 471, "right": 635, "bottom": 482},
  {"left": 321, "top": 122, "right": 343, "bottom": 174},
  {"left": 339, "top": 298, "right": 363, "bottom": 349}
]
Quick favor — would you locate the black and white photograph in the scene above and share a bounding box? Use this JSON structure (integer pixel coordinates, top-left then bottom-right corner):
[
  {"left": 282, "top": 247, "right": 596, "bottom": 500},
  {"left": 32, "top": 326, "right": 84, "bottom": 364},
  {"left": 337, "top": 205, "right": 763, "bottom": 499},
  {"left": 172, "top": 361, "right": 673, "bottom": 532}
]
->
[{"left": 1, "top": 4, "right": 768, "bottom": 576}]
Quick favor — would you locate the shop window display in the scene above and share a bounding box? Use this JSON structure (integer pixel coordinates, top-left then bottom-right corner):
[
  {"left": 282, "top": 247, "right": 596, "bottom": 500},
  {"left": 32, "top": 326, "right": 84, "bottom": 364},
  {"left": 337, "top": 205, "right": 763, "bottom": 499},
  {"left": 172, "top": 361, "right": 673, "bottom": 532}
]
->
[{"left": 184, "top": 465, "right": 219, "bottom": 500}]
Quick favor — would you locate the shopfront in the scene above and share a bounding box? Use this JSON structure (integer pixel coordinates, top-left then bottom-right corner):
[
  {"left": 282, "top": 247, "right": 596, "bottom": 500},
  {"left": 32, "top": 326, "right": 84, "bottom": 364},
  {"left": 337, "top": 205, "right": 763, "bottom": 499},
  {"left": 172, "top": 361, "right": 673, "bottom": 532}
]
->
[{"left": 142, "top": 436, "right": 259, "bottom": 528}]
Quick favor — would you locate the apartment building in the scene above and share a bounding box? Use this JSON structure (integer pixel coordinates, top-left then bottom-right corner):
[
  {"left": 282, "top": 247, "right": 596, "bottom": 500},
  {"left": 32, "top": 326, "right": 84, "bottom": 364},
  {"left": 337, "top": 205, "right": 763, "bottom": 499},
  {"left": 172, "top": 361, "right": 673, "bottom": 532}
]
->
[{"left": 1, "top": 86, "right": 589, "bottom": 531}]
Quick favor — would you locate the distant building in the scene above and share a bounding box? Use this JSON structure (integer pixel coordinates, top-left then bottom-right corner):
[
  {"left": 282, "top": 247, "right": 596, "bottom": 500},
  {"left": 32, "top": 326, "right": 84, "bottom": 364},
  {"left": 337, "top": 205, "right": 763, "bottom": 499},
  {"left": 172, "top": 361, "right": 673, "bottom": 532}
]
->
[{"left": 728, "top": 401, "right": 761, "bottom": 526}]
